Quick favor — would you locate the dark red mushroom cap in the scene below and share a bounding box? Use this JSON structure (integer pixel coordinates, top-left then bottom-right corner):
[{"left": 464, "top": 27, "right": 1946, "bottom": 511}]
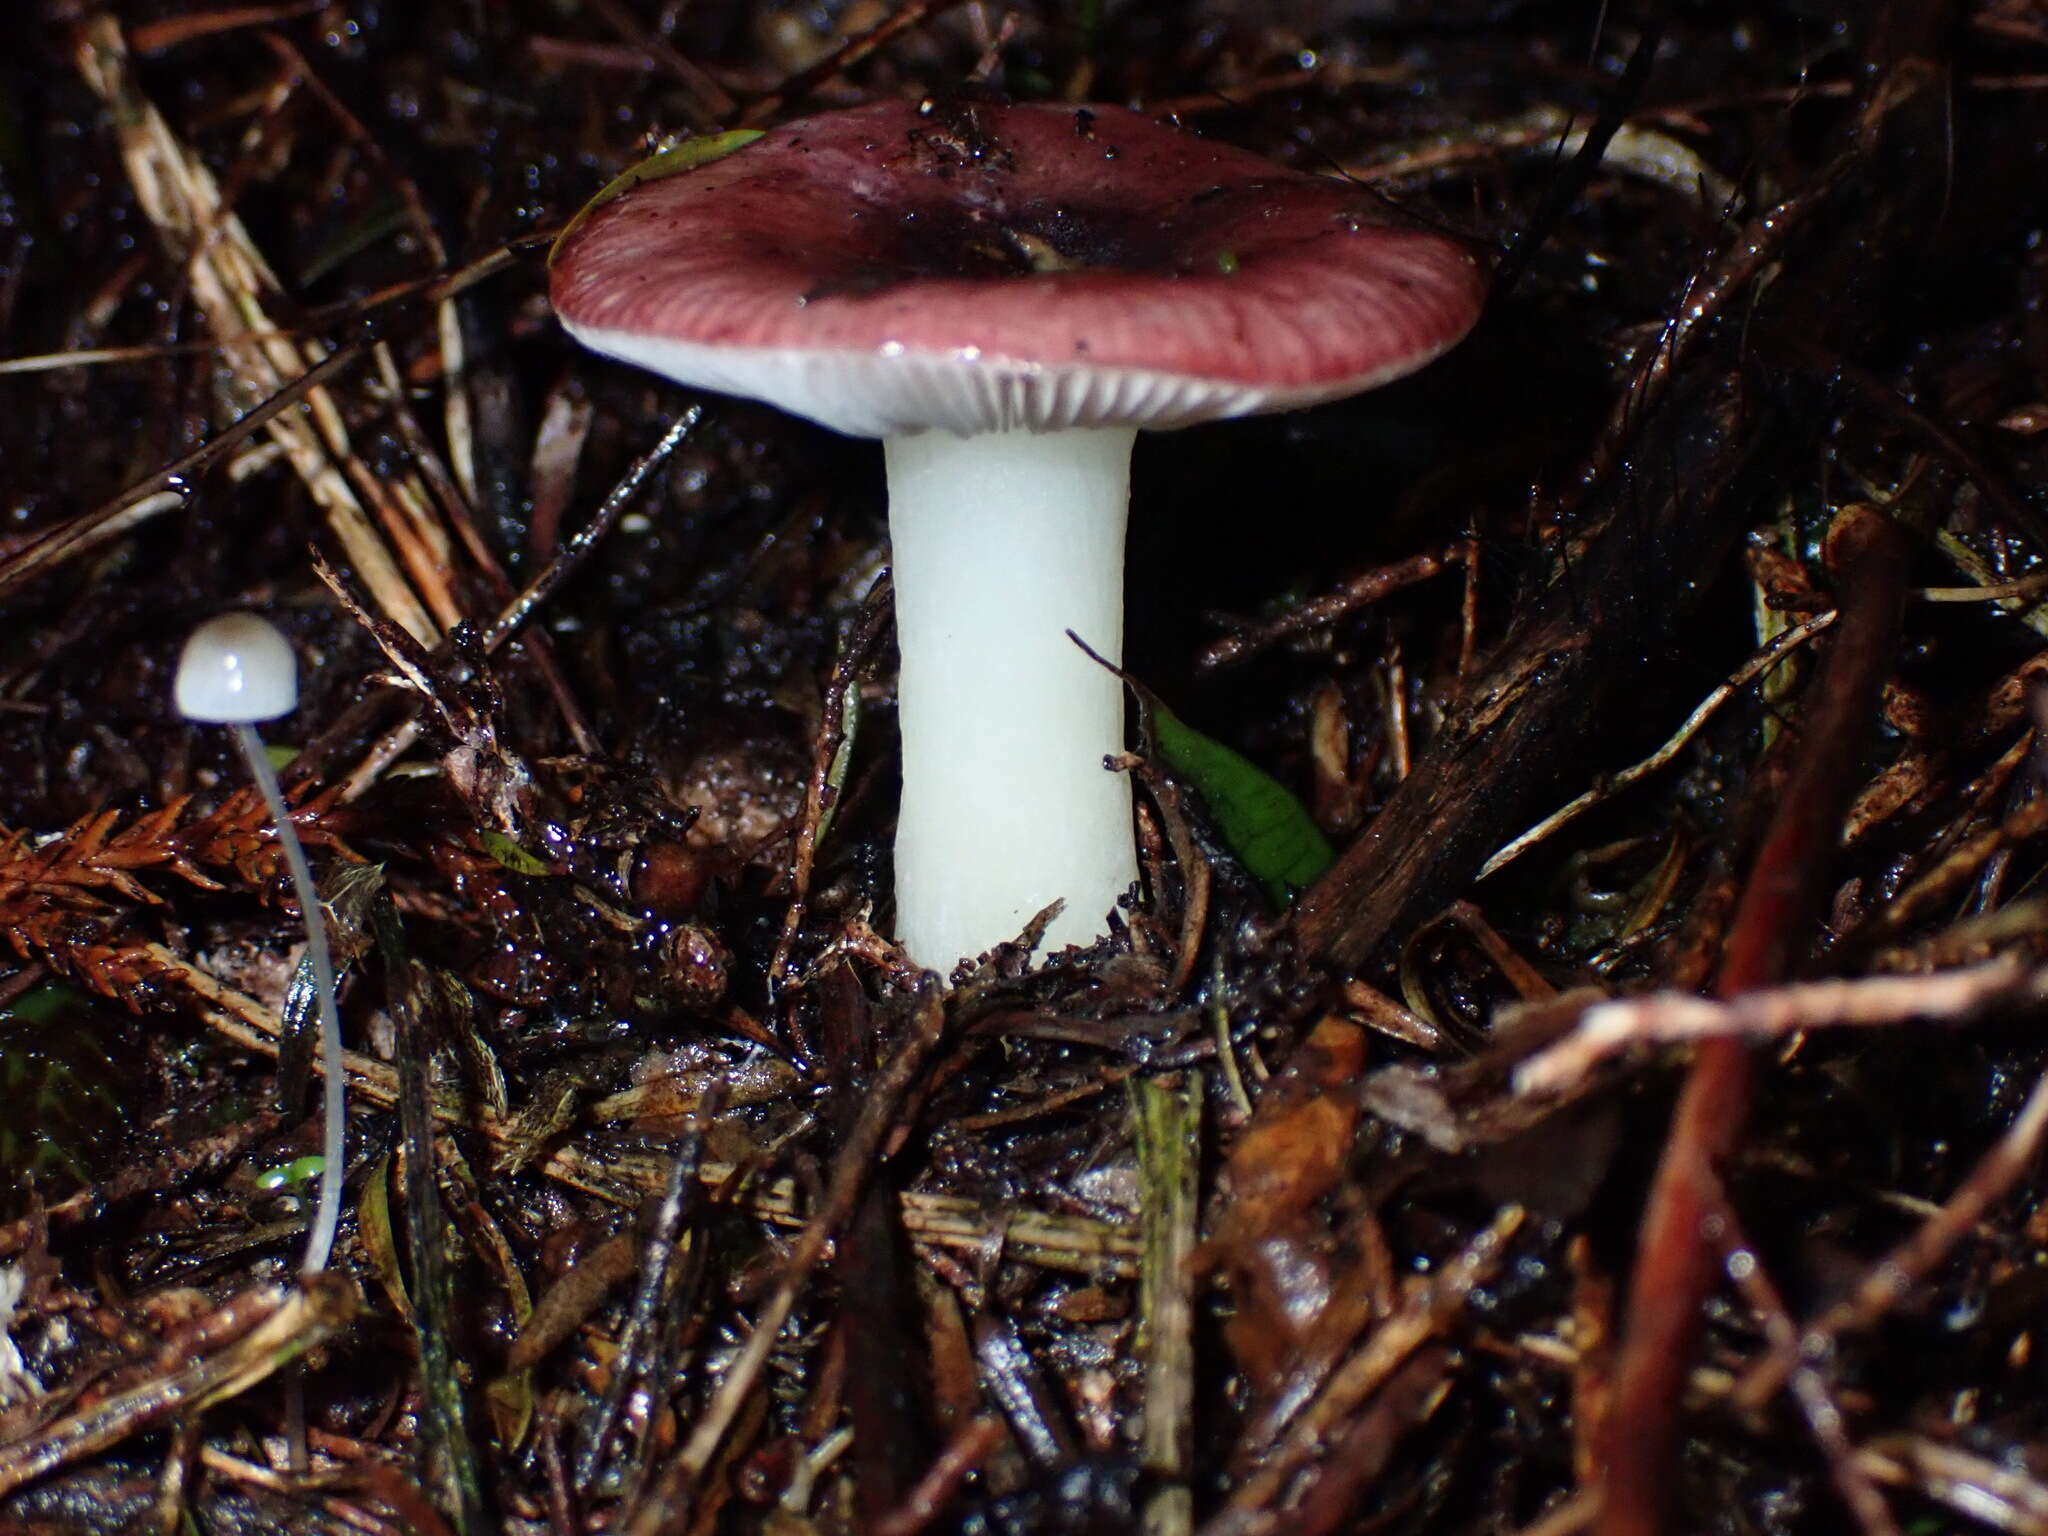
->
[{"left": 550, "top": 99, "right": 1488, "bottom": 438}]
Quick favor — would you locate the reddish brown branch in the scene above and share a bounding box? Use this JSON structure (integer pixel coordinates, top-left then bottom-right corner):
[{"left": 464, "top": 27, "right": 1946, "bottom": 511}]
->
[{"left": 1596, "top": 506, "right": 1911, "bottom": 1536}]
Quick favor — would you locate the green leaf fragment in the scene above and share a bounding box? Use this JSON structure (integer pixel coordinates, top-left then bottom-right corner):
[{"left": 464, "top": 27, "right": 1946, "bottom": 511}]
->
[
  {"left": 256, "top": 1155, "right": 326, "bottom": 1192},
  {"left": 1, "top": 980, "right": 85, "bottom": 1028},
  {"left": 815, "top": 679, "right": 860, "bottom": 848},
  {"left": 548, "top": 130, "right": 767, "bottom": 266},
  {"left": 1147, "top": 698, "right": 1334, "bottom": 905},
  {"left": 478, "top": 828, "right": 553, "bottom": 877}
]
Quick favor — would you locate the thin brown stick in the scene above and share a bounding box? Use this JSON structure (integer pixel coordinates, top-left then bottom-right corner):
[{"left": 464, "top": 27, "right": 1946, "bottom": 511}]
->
[
  {"left": 1198, "top": 544, "right": 1463, "bottom": 670},
  {"left": 767, "top": 576, "right": 895, "bottom": 1008},
  {"left": 1737, "top": 1060, "right": 2048, "bottom": 1410},
  {"left": 1203, "top": 1207, "right": 1524, "bottom": 1536},
  {"left": 734, "top": 0, "right": 972, "bottom": 128},
  {"left": 371, "top": 346, "right": 599, "bottom": 754},
  {"left": 577, "top": 0, "right": 735, "bottom": 127},
  {"left": 482, "top": 410, "right": 701, "bottom": 654},
  {"left": 128, "top": 2, "right": 326, "bottom": 53},
  {"left": 1514, "top": 956, "right": 2033, "bottom": 1094},
  {"left": 0, "top": 341, "right": 368, "bottom": 602},
  {"left": 870, "top": 1417, "right": 1007, "bottom": 1536},
  {"left": 1484, "top": 609, "right": 1837, "bottom": 878},
  {"left": 1705, "top": 1186, "right": 1901, "bottom": 1536},
  {"left": 624, "top": 987, "right": 949, "bottom": 1533},
  {"left": 1597, "top": 506, "right": 1911, "bottom": 1536}
]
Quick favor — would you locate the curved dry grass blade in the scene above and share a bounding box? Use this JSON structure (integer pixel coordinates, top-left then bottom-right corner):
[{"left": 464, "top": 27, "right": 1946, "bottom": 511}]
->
[{"left": 0, "top": 1277, "right": 352, "bottom": 1500}]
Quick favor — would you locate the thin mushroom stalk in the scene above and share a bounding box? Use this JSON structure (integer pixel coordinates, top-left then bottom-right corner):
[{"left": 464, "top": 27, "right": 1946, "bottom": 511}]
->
[
  {"left": 177, "top": 614, "right": 345, "bottom": 1277},
  {"left": 235, "top": 725, "right": 346, "bottom": 1277},
  {"left": 886, "top": 426, "right": 1138, "bottom": 965}
]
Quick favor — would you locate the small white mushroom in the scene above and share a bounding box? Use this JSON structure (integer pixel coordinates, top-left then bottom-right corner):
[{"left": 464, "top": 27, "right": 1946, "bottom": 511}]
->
[
  {"left": 176, "top": 613, "right": 345, "bottom": 1278},
  {"left": 175, "top": 612, "right": 300, "bottom": 723}
]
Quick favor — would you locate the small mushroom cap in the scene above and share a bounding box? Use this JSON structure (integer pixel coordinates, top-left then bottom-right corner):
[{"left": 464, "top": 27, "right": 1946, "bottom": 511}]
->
[
  {"left": 551, "top": 100, "right": 1488, "bottom": 438},
  {"left": 176, "top": 612, "right": 299, "bottom": 724}
]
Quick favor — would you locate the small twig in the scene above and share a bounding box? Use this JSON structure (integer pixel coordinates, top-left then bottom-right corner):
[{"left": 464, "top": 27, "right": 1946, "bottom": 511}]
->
[
  {"left": 1340, "top": 977, "right": 1444, "bottom": 1054},
  {"left": 767, "top": 575, "right": 895, "bottom": 1006},
  {"left": 1207, "top": 952, "right": 1253, "bottom": 1119},
  {"left": 1133, "top": 1073, "right": 1201, "bottom": 1536},
  {"left": 1198, "top": 544, "right": 1463, "bottom": 671},
  {"left": 0, "top": 342, "right": 368, "bottom": 602},
  {"left": 1704, "top": 1186, "right": 1902, "bottom": 1536},
  {"left": 1511, "top": 1491, "right": 1603, "bottom": 1536},
  {"left": 127, "top": 2, "right": 327, "bottom": 53},
  {"left": 578, "top": 0, "right": 735, "bottom": 127},
  {"left": 625, "top": 987, "right": 950, "bottom": 1534},
  {"left": 1485, "top": 609, "right": 1837, "bottom": 877},
  {"left": 1139, "top": 62, "right": 1410, "bottom": 120},
  {"left": 1920, "top": 569, "right": 2048, "bottom": 603},
  {"left": 574, "top": 1088, "right": 719, "bottom": 1490},
  {"left": 1560, "top": 165, "right": 1835, "bottom": 525},
  {"left": 1738, "top": 1060, "right": 2048, "bottom": 1410},
  {"left": 870, "top": 1418, "right": 1007, "bottom": 1536},
  {"left": 1203, "top": 1208, "right": 1525, "bottom": 1536},
  {"left": 1493, "top": 15, "right": 1667, "bottom": 299},
  {"left": 1598, "top": 505, "right": 1911, "bottom": 1536},
  {"left": 1292, "top": 1346, "right": 1455, "bottom": 1536},
  {"left": 482, "top": 409, "right": 700, "bottom": 654},
  {"left": 1514, "top": 956, "right": 2032, "bottom": 1095},
  {"left": 734, "top": 0, "right": 972, "bottom": 128},
  {"left": 372, "top": 346, "right": 599, "bottom": 754},
  {"left": 526, "top": 36, "right": 660, "bottom": 73},
  {"left": 252, "top": 30, "right": 447, "bottom": 268},
  {"left": 1855, "top": 1436, "right": 2048, "bottom": 1533}
]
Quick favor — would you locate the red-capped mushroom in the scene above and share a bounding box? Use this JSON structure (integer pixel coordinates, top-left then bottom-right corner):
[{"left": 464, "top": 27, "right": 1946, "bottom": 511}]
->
[{"left": 551, "top": 98, "right": 1487, "bottom": 970}]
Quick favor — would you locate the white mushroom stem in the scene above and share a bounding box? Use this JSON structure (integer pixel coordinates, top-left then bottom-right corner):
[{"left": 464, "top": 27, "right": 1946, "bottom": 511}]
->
[
  {"left": 230, "top": 723, "right": 346, "bottom": 1278},
  {"left": 884, "top": 425, "right": 1139, "bottom": 968}
]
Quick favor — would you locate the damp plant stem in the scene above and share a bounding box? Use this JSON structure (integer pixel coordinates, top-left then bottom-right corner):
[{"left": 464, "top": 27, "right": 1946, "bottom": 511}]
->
[{"left": 233, "top": 723, "right": 345, "bottom": 1278}]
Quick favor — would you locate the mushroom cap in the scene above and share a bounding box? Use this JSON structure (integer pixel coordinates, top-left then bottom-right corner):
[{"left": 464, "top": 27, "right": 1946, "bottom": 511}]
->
[
  {"left": 176, "top": 612, "right": 299, "bottom": 724},
  {"left": 550, "top": 100, "right": 1488, "bottom": 438}
]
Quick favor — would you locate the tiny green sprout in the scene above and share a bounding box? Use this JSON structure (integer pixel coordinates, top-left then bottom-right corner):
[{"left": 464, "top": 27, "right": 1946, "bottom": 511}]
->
[
  {"left": 1215, "top": 249, "right": 1240, "bottom": 275},
  {"left": 257, "top": 1155, "right": 327, "bottom": 1193}
]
